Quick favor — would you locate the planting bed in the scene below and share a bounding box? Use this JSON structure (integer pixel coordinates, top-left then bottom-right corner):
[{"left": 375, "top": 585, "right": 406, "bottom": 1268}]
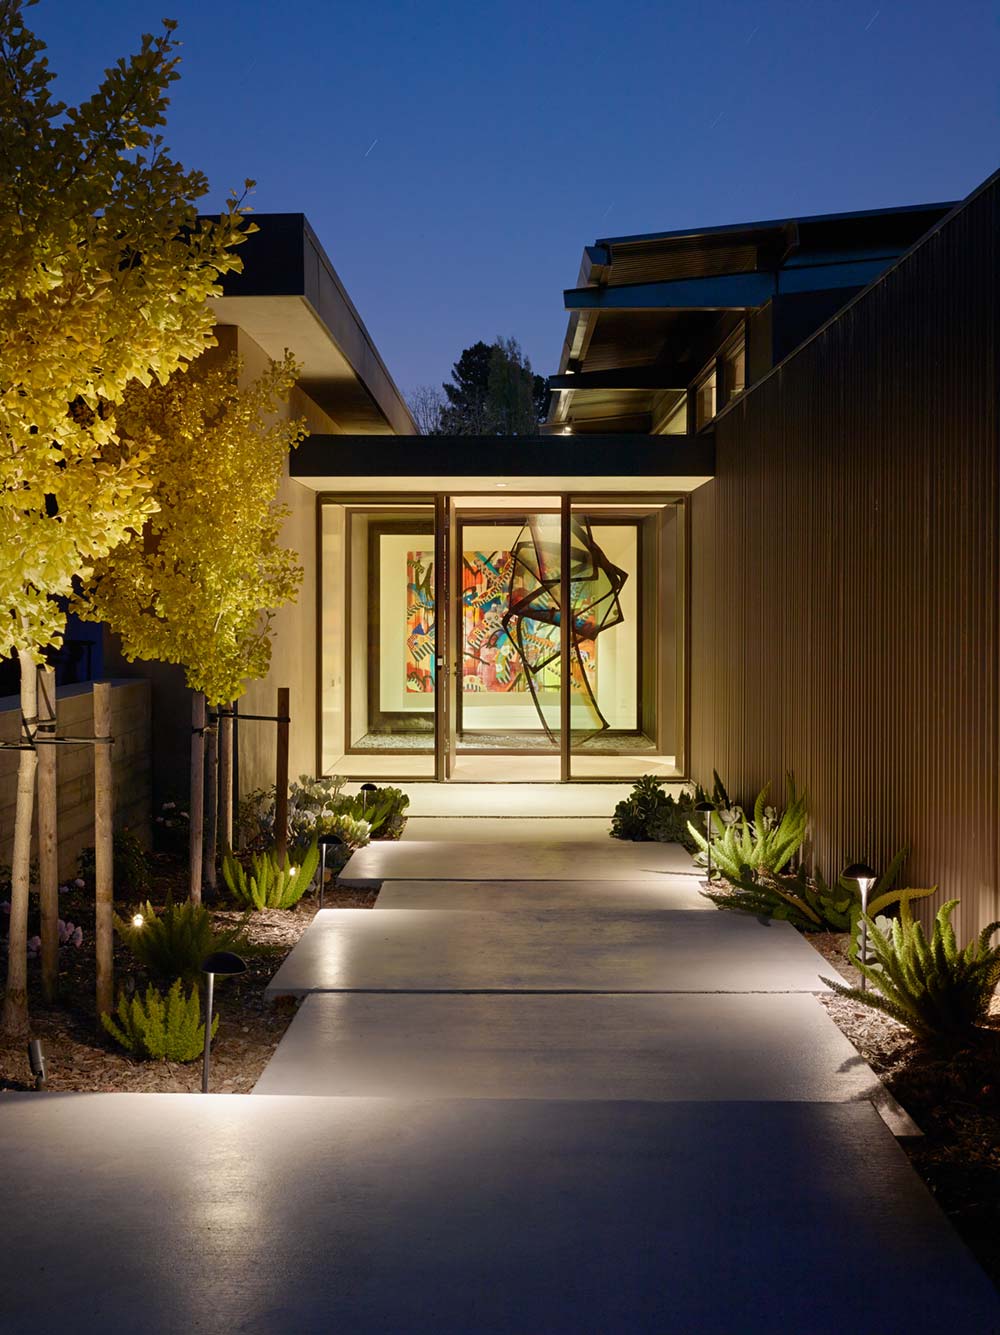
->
[
  {"left": 0, "top": 855, "right": 376, "bottom": 1095},
  {"left": 813, "top": 932, "right": 1000, "bottom": 1292}
]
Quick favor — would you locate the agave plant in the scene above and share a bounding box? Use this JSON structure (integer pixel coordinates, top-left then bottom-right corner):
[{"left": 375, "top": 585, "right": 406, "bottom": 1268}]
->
[
  {"left": 222, "top": 838, "right": 320, "bottom": 911},
  {"left": 688, "top": 775, "right": 808, "bottom": 882},
  {"left": 701, "top": 845, "right": 935, "bottom": 933},
  {"left": 822, "top": 899, "right": 1000, "bottom": 1046}
]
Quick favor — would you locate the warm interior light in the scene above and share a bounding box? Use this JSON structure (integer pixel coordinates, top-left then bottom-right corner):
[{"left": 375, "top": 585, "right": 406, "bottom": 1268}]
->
[
  {"left": 131, "top": 913, "right": 144, "bottom": 928},
  {"left": 495, "top": 482, "right": 508, "bottom": 488}
]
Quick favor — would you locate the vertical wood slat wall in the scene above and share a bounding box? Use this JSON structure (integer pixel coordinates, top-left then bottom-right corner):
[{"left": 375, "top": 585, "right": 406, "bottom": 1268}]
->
[{"left": 689, "top": 173, "right": 1000, "bottom": 940}]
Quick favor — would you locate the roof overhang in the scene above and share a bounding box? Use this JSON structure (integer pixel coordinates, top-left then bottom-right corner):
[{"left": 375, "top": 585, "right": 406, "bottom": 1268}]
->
[
  {"left": 209, "top": 214, "right": 415, "bottom": 435},
  {"left": 289, "top": 434, "right": 714, "bottom": 494}
]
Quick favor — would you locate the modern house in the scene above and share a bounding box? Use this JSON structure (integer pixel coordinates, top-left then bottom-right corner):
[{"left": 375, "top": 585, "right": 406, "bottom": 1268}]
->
[
  {"left": 10, "top": 167, "right": 997, "bottom": 939},
  {"left": 264, "top": 169, "right": 999, "bottom": 940}
]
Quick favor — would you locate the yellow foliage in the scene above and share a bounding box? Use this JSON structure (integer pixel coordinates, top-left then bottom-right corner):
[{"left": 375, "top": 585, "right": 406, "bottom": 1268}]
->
[
  {"left": 0, "top": 4, "right": 251, "bottom": 660},
  {"left": 76, "top": 353, "right": 307, "bottom": 705}
]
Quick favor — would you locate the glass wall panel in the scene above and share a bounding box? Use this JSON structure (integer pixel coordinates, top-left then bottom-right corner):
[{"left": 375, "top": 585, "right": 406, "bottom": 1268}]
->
[
  {"left": 568, "top": 503, "right": 683, "bottom": 779},
  {"left": 320, "top": 502, "right": 436, "bottom": 779}
]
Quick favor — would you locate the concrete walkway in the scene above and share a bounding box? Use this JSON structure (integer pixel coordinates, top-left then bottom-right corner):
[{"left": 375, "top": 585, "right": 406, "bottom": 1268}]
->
[
  {"left": 4, "top": 1095, "right": 998, "bottom": 1334},
  {"left": 5, "top": 800, "right": 998, "bottom": 1332}
]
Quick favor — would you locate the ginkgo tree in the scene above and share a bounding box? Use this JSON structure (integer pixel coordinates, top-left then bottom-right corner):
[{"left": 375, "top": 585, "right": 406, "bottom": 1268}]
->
[
  {"left": 0, "top": 2, "right": 250, "bottom": 1036},
  {"left": 77, "top": 347, "right": 306, "bottom": 725}
]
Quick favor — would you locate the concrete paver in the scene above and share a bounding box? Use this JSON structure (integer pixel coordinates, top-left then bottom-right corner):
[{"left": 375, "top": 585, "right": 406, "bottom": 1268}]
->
[
  {"left": 253, "top": 992, "right": 883, "bottom": 1104},
  {"left": 375, "top": 876, "right": 708, "bottom": 910},
  {"left": 340, "top": 837, "right": 699, "bottom": 884},
  {"left": 3, "top": 1094, "right": 995, "bottom": 1334},
  {"left": 401, "top": 816, "right": 621, "bottom": 842},
  {"left": 265, "top": 908, "right": 833, "bottom": 997}
]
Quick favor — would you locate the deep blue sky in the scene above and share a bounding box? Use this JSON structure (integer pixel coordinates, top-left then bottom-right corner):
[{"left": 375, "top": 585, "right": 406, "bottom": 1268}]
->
[{"left": 29, "top": 0, "right": 1000, "bottom": 400}]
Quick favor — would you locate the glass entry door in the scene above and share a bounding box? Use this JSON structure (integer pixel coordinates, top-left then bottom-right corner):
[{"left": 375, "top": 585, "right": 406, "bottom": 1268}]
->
[{"left": 455, "top": 510, "right": 563, "bottom": 759}]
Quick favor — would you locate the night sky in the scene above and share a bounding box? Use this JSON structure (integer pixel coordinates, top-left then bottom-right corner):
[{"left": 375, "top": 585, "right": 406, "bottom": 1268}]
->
[{"left": 29, "top": 0, "right": 1000, "bottom": 399}]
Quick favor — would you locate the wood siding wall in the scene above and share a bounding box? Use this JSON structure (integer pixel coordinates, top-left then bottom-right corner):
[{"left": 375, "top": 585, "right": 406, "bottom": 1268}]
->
[
  {"left": 0, "top": 680, "right": 151, "bottom": 882},
  {"left": 690, "top": 173, "right": 1000, "bottom": 941}
]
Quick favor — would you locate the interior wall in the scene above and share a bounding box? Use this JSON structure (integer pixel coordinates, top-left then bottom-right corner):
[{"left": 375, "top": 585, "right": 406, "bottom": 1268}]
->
[{"left": 690, "top": 173, "right": 1000, "bottom": 940}]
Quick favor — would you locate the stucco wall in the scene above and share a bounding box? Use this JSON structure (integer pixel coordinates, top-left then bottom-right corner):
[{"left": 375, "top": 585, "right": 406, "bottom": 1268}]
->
[
  {"left": 102, "top": 326, "right": 335, "bottom": 804},
  {"left": 0, "top": 680, "right": 151, "bottom": 882}
]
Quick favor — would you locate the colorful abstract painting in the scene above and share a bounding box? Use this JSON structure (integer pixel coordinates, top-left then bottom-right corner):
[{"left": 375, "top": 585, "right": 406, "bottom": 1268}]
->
[
  {"left": 405, "top": 541, "right": 605, "bottom": 701},
  {"left": 404, "top": 551, "right": 435, "bottom": 693},
  {"left": 460, "top": 549, "right": 596, "bottom": 695}
]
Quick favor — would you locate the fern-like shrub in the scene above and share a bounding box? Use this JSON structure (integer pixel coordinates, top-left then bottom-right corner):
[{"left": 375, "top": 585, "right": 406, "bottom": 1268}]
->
[
  {"left": 822, "top": 900, "right": 1000, "bottom": 1046},
  {"left": 102, "top": 980, "right": 216, "bottom": 1062},
  {"left": 222, "top": 838, "right": 320, "bottom": 910},
  {"left": 701, "top": 846, "right": 935, "bottom": 932},
  {"left": 114, "top": 898, "right": 251, "bottom": 984}
]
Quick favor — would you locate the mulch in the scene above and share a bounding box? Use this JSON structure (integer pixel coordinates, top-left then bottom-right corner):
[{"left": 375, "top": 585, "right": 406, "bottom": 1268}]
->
[{"left": 0, "top": 856, "right": 376, "bottom": 1095}]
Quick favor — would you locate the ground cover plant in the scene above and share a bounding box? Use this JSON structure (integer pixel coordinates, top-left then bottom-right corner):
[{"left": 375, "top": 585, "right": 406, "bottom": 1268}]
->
[
  {"left": 822, "top": 900, "right": 1000, "bottom": 1046},
  {"left": 610, "top": 772, "right": 729, "bottom": 848},
  {"left": 238, "top": 775, "right": 409, "bottom": 856},
  {"left": 102, "top": 979, "right": 216, "bottom": 1062}
]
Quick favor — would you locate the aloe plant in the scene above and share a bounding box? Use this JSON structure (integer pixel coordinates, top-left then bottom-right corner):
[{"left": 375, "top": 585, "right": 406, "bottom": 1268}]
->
[
  {"left": 688, "top": 775, "right": 808, "bottom": 882},
  {"left": 222, "top": 838, "right": 320, "bottom": 910},
  {"left": 822, "top": 899, "right": 1000, "bottom": 1046}
]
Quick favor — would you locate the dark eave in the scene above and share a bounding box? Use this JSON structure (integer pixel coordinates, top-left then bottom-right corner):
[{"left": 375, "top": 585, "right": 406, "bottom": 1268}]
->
[
  {"left": 549, "top": 367, "right": 687, "bottom": 391},
  {"left": 289, "top": 434, "right": 714, "bottom": 494}
]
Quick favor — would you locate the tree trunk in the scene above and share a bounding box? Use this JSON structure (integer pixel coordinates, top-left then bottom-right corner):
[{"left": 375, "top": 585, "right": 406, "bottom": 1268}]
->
[
  {"left": 93, "top": 682, "right": 114, "bottom": 1020},
  {"left": 219, "top": 704, "right": 233, "bottom": 852},
  {"left": 274, "top": 687, "right": 290, "bottom": 864},
  {"left": 37, "top": 666, "right": 59, "bottom": 1004},
  {"left": 189, "top": 692, "right": 205, "bottom": 904},
  {"left": 1, "top": 650, "right": 39, "bottom": 1038},
  {"left": 203, "top": 713, "right": 218, "bottom": 894}
]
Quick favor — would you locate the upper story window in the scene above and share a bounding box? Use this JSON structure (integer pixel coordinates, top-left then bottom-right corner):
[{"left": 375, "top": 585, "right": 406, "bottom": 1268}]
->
[
  {"left": 722, "top": 330, "right": 746, "bottom": 404},
  {"left": 654, "top": 390, "right": 687, "bottom": 435},
  {"left": 694, "top": 367, "right": 716, "bottom": 430}
]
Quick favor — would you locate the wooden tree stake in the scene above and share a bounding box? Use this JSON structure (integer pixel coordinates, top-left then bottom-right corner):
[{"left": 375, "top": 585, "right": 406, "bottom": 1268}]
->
[
  {"left": 219, "top": 703, "right": 234, "bottom": 851},
  {"left": 189, "top": 692, "right": 206, "bottom": 904},
  {"left": 93, "top": 682, "right": 114, "bottom": 1020},
  {"left": 1, "top": 650, "right": 39, "bottom": 1038},
  {"left": 203, "top": 715, "right": 219, "bottom": 893},
  {"left": 37, "top": 666, "right": 59, "bottom": 1004},
  {"left": 275, "top": 687, "right": 290, "bottom": 862}
]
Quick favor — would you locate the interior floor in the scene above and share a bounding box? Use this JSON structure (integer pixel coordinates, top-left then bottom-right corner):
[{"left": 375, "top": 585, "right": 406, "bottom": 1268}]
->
[
  {"left": 326, "top": 753, "right": 680, "bottom": 782},
  {"left": 349, "top": 729, "right": 660, "bottom": 754}
]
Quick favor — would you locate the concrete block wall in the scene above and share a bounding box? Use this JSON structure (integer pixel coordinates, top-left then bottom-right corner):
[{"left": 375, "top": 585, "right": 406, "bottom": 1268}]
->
[{"left": 0, "top": 679, "right": 152, "bottom": 882}]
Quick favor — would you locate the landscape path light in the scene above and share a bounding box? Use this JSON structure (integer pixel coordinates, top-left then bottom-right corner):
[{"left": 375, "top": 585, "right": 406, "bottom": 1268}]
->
[
  {"left": 842, "top": 862, "right": 877, "bottom": 991},
  {"left": 317, "top": 833, "right": 345, "bottom": 911},
  {"left": 27, "top": 1039, "right": 46, "bottom": 1090},
  {"left": 200, "top": 950, "right": 247, "bottom": 1093},
  {"left": 694, "top": 800, "right": 716, "bottom": 883},
  {"left": 360, "top": 782, "right": 378, "bottom": 816}
]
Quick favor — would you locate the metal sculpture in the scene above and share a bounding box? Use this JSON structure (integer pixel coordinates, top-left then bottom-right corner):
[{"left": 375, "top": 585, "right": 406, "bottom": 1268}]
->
[{"left": 498, "top": 515, "right": 627, "bottom": 741}]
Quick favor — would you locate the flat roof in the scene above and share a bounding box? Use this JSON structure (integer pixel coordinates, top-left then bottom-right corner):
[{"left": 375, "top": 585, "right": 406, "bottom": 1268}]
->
[{"left": 210, "top": 213, "right": 415, "bottom": 435}]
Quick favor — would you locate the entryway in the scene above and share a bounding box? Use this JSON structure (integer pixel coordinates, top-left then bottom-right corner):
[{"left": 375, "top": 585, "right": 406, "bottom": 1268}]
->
[{"left": 319, "top": 492, "right": 685, "bottom": 782}]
